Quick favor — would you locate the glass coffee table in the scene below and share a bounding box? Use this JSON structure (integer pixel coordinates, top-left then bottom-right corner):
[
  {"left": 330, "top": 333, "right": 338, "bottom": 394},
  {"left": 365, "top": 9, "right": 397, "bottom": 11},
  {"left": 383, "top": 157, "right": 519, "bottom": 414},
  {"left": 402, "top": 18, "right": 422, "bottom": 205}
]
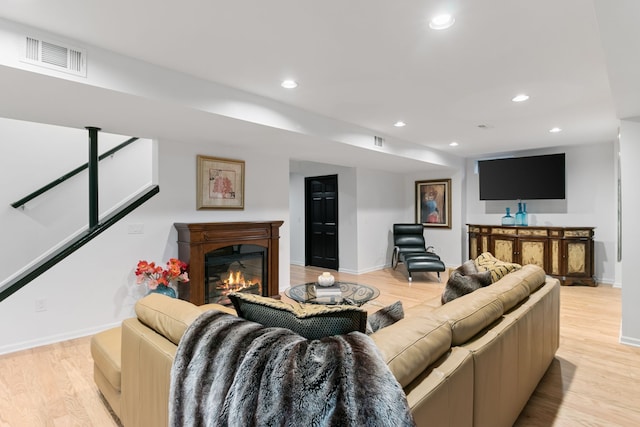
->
[{"left": 285, "top": 281, "right": 379, "bottom": 306}]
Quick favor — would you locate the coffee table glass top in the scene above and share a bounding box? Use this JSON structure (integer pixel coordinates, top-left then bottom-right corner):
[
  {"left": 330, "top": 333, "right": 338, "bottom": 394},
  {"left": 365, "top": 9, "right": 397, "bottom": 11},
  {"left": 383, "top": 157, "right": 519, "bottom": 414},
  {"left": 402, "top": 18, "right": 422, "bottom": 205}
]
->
[{"left": 285, "top": 281, "right": 380, "bottom": 306}]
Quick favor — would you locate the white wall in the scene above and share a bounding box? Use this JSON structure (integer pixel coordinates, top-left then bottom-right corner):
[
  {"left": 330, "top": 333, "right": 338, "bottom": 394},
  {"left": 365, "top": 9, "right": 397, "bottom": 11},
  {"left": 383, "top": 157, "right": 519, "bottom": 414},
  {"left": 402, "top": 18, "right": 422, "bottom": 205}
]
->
[
  {"left": 0, "top": 133, "right": 290, "bottom": 354},
  {"left": 465, "top": 142, "right": 617, "bottom": 285},
  {"left": 404, "top": 169, "right": 466, "bottom": 268},
  {"left": 355, "top": 168, "right": 407, "bottom": 272},
  {"left": 289, "top": 160, "right": 358, "bottom": 272},
  {"left": 290, "top": 161, "right": 412, "bottom": 274},
  {"left": 620, "top": 120, "right": 640, "bottom": 346}
]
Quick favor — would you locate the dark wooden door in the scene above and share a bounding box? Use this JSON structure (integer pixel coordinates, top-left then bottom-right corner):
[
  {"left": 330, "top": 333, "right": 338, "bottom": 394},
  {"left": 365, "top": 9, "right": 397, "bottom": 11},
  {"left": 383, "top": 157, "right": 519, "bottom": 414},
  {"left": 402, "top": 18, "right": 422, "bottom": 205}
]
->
[{"left": 305, "top": 175, "right": 338, "bottom": 270}]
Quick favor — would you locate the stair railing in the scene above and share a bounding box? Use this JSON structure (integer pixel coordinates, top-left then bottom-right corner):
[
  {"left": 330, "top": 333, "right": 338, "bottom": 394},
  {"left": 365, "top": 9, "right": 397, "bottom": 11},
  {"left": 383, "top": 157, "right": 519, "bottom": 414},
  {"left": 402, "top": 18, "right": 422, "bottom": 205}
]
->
[{"left": 1, "top": 127, "right": 159, "bottom": 302}]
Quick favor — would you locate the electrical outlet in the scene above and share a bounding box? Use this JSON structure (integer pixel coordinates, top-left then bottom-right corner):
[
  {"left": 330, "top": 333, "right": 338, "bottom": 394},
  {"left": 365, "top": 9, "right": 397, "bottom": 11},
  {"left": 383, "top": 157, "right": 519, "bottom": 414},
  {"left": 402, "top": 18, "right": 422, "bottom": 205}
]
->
[
  {"left": 128, "top": 223, "right": 144, "bottom": 234},
  {"left": 35, "top": 298, "right": 47, "bottom": 312}
]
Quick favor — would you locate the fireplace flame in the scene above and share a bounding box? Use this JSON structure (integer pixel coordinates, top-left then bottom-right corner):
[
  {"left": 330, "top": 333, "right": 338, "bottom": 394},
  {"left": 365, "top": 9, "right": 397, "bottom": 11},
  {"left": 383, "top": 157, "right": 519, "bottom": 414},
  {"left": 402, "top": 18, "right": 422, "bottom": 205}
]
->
[
  {"left": 222, "top": 270, "right": 260, "bottom": 291},
  {"left": 227, "top": 270, "right": 246, "bottom": 286}
]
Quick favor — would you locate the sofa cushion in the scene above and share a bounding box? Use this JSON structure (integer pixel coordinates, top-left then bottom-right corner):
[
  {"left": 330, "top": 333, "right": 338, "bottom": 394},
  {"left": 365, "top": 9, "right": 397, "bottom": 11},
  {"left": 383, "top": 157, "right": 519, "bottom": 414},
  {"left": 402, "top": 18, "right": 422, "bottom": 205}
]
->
[
  {"left": 229, "top": 292, "right": 367, "bottom": 340},
  {"left": 370, "top": 315, "right": 452, "bottom": 388},
  {"left": 516, "top": 264, "right": 547, "bottom": 294},
  {"left": 135, "top": 293, "right": 204, "bottom": 345},
  {"left": 484, "top": 279, "right": 531, "bottom": 313},
  {"left": 475, "top": 252, "right": 521, "bottom": 282},
  {"left": 433, "top": 291, "right": 504, "bottom": 346},
  {"left": 90, "top": 326, "right": 122, "bottom": 391},
  {"left": 366, "top": 301, "right": 404, "bottom": 334}
]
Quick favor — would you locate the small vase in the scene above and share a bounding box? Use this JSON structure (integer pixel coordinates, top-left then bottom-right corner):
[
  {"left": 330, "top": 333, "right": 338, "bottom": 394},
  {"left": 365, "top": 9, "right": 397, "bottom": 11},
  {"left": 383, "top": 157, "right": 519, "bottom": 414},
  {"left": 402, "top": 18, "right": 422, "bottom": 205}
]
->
[
  {"left": 502, "top": 207, "right": 515, "bottom": 226},
  {"left": 317, "top": 272, "right": 336, "bottom": 287},
  {"left": 148, "top": 284, "right": 177, "bottom": 298},
  {"left": 521, "top": 202, "right": 528, "bottom": 226}
]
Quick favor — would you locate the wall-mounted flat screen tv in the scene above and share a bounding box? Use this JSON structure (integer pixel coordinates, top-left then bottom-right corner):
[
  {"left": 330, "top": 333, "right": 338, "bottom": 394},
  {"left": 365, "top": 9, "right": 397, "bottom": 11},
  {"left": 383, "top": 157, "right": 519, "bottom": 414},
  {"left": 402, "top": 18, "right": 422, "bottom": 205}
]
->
[{"left": 478, "top": 153, "right": 566, "bottom": 200}]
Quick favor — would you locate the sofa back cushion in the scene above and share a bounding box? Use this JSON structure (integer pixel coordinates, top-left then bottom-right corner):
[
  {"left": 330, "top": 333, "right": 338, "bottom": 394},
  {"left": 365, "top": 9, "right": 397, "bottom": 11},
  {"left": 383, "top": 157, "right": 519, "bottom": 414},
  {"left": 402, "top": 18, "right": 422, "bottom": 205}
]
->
[
  {"left": 370, "top": 316, "right": 452, "bottom": 388},
  {"left": 433, "top": 292, "right": 504, "bottom": 346},
  {"left": 516, "top": 264, "right": 547, "bottom": 294},
  {"left": 481, "top": 264, "right": 545, "bottom": 312},
  {"left": 135, "top": 294, "right": 204, "bottom": 345}
]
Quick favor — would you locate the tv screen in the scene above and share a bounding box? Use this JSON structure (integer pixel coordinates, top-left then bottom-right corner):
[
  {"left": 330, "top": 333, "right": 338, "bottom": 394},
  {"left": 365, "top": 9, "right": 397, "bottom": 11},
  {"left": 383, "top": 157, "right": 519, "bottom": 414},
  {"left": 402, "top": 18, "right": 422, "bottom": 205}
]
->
[{"left": 478, "top": 153, "right": 566, "bottom": 200}]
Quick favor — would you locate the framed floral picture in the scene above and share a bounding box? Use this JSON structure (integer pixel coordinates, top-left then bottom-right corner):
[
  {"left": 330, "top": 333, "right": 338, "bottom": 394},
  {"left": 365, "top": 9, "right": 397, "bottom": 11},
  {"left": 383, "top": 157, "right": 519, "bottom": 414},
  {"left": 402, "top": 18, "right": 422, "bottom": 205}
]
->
[
  {"left": 415, "top": 179, "right": 451, "bottom": 228},
  {"left": 196, "top": 155, "right": 245, "bottom": 209}
]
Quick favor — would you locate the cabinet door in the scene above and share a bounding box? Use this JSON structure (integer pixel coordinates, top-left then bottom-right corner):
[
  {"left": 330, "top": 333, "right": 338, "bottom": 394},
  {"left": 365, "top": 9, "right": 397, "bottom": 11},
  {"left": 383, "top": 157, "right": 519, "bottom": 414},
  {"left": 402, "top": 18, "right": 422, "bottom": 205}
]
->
[
  {"left": 518, "top": 237, "right": 547, "bottom": 269},
  {"left": 561, "top": 239, "right": 593, "bottom": 280},
  {"left": 491, "top": 236, "right": 517, "bottom": 263}
]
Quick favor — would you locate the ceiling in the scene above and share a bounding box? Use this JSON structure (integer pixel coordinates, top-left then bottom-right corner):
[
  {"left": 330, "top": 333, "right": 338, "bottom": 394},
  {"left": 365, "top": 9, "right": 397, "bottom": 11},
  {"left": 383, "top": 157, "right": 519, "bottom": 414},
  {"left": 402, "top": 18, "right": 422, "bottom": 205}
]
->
[{"left": 0, "top": 0, "right": 638, "bottom": 163}]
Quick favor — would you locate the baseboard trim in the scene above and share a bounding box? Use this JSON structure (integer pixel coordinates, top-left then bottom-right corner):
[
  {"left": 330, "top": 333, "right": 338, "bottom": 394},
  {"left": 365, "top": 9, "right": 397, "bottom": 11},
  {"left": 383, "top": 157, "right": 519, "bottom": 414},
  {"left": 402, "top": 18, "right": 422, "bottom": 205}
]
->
[
  {"left": 0, "top": 321, "right": 122, "bottom": 356},
  {"left": 620, "top": 335, "right": 640, "bottom": 348}
]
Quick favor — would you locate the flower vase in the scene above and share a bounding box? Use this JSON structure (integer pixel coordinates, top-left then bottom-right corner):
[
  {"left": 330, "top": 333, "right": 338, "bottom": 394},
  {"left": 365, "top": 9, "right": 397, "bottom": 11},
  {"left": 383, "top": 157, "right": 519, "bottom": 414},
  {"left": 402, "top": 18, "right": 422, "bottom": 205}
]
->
[{"left": 148, "top": 284, "right": 177, "bottom": 298}]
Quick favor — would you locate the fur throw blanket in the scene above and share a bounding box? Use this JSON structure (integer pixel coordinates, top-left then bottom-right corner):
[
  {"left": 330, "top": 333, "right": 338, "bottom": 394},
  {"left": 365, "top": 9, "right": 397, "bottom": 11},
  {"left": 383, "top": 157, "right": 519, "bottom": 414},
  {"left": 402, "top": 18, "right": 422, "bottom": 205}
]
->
[{"left": 169, "top": 310, "right": 415, "bottom": 427}]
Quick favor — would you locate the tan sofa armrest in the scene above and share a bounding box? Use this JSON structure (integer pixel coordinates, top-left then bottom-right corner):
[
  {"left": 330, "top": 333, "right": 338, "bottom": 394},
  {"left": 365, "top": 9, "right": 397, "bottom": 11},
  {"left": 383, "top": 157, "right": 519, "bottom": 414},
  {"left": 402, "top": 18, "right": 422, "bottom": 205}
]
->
[
  {"left": 135, "top": 294, "right": 204, "bottom": 345},
  {"left": 121, "top": 317, "right": 176, "bottom": 427}
]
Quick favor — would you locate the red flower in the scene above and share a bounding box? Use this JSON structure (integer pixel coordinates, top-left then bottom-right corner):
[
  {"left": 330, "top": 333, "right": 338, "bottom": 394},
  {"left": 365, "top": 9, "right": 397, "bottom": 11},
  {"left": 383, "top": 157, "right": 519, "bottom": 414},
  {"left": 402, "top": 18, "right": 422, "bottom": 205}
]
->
[{"left": 135, "top": 258, "right": 189, "bottom": 290}]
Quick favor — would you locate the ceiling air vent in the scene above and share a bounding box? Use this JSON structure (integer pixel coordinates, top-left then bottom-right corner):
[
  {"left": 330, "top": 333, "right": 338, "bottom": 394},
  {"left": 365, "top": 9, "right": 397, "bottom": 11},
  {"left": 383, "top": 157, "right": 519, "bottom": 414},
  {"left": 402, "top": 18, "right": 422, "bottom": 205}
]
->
[{"left": 21, "top": 36, "right": 87, "bottom": 77}]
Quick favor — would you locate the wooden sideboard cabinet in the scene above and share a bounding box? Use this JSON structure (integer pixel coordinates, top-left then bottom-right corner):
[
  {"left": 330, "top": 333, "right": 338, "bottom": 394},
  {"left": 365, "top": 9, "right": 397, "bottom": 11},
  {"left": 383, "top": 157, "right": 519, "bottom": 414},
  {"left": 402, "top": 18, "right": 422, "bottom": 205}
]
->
[{"left": 467, "top": 224, "right": 596, "bottom": 286}]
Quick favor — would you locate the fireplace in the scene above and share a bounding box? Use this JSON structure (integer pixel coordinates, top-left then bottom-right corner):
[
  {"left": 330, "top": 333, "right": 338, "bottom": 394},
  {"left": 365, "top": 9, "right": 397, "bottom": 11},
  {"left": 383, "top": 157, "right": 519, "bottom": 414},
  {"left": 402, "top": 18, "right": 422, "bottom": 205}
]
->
[
  {"left": 204, "top": 244, "right": 265, "bottom": 305},
  {"left": 174, "top": 221, "right": 283, "bottom": 305}
]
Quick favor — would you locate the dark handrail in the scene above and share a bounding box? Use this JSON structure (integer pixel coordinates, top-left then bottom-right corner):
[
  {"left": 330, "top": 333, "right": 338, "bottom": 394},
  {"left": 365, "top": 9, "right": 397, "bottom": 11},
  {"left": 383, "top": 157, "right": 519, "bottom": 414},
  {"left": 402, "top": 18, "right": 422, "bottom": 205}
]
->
[
  {"left": 0, "top": 184, "right": 160, "bottom": 302},
  {"left": 10, "top": 137, "right": 139, "bottom": 208}
]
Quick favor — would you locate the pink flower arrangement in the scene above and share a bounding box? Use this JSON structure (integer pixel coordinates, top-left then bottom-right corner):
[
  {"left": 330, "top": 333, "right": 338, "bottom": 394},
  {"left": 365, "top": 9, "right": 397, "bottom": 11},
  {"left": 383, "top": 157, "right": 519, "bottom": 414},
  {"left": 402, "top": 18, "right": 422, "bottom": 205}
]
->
[{"left": 135, "top": 258, "right": 189, "bottom": 290}]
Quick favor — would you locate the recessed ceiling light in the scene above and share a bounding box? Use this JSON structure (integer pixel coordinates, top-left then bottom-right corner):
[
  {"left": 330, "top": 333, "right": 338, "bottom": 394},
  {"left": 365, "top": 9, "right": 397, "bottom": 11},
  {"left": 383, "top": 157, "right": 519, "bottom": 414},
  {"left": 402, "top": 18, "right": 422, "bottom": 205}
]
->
[
  {"left": 512, "top": 94, "right": 530, "bottom": 102},
  {"left": 449, "top": 141, "right": 459, "bottom": 147},
  {"left": 549, "top": 127, "right": 562, "bottom": 133},
  {"left": 394, "top": 121, "right": 406, "bottom": 127},
  {"left": 429, "top": 14, "right": 455, "bottom": 30},
  {"left": 281, "top": 80, "right": 298, "bottom": 89}
]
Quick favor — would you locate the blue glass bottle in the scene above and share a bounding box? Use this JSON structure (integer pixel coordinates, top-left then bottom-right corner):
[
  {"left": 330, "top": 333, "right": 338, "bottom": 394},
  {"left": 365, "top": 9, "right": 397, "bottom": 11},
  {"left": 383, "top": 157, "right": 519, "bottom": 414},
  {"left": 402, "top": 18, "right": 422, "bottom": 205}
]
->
[
  {"left": 502, "top": 207, "right": 515, "bottom": 225},
  {"left": 515, "top": 202, "right": 524, "bottom": 226},
  {"left": 522, "top": 202, "right": 528, "bottom": 226}
]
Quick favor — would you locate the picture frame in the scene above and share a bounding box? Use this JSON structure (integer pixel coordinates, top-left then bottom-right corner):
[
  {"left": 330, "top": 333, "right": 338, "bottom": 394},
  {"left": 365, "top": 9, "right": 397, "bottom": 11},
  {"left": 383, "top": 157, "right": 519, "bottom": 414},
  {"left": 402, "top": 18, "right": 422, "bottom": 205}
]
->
[
  {"left": 196, "top": 155, "right": 245, "bottom": 210},
  {"left": 415, "top": 179, "right": 451, "bottom": 228}
]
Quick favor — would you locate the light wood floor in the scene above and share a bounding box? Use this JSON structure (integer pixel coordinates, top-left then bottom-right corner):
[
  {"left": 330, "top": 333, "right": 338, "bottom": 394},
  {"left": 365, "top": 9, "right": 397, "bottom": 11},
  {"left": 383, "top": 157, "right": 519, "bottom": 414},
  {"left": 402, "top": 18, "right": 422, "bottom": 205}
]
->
[{"left": 1, "top": 265, "right": 639, "bottom": 426}]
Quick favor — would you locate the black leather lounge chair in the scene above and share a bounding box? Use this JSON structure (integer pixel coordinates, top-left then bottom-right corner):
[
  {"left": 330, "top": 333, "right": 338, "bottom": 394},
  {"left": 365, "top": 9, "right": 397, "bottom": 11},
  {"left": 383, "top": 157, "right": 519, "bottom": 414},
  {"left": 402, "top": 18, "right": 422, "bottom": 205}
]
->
[{"left": 391, "top": 224, "right": 446, "bottom": 282}]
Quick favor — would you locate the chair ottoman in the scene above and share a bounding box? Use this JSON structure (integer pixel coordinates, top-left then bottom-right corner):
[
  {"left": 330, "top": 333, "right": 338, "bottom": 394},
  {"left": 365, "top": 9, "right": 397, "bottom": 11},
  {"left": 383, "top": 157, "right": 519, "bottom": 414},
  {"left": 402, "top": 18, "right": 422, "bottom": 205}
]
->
[{"left": 403, "top": 253, "right": 446, "bottom": 282}]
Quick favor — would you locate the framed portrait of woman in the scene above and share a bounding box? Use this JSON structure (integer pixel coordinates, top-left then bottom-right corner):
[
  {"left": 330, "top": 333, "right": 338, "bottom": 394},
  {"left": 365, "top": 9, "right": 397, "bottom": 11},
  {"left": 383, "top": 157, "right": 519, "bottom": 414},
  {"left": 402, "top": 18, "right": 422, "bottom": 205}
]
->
[{"left": 415, "top": 179, "right": 451, "bottom": 228}]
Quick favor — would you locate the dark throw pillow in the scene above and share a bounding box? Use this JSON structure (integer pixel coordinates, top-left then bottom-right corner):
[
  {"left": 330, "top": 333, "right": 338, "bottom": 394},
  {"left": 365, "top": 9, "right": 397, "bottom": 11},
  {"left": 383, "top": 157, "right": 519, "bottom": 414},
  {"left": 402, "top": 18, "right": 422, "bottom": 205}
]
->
[
  {"left": 457, "top": 259, "right": 479, "bottom": 275},
  {"left": 441, "top": 270, "right": 492, "bottom": 304},
  {"left": 228, "top": 292, "right": 367, "bottom": 340},
  {"left": 366, "top": 301, "right": 404, "bottom": 334}
]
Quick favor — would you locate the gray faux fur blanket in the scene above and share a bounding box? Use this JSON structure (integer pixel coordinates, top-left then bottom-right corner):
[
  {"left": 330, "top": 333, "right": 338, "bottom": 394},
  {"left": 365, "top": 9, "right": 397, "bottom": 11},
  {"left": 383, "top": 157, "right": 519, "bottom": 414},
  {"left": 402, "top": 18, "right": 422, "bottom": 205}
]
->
[{"left": 169, "top": 310, "right": 415, "bottom": 427}]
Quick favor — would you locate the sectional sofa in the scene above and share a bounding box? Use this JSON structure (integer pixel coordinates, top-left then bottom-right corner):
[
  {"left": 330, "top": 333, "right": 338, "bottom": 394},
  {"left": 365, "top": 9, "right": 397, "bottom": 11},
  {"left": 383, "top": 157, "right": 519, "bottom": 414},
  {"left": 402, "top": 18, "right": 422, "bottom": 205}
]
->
[{"left": 91, "top": 263, "right": 559, "bottom": 426}]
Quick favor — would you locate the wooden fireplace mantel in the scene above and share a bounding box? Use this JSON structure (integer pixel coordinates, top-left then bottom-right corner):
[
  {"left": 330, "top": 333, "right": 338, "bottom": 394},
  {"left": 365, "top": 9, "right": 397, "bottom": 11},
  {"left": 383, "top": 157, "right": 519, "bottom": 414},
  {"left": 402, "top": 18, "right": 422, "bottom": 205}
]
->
[{"left": 174, "top": 221, "right": 284, "bottom": 305}]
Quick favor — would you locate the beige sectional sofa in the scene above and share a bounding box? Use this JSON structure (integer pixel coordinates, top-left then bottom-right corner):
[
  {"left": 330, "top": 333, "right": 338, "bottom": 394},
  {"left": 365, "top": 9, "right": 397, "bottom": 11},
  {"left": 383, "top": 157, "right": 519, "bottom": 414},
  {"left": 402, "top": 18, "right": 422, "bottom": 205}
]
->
[{"left": 91, "top": 264, "right": 559, "bottom": 427}]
